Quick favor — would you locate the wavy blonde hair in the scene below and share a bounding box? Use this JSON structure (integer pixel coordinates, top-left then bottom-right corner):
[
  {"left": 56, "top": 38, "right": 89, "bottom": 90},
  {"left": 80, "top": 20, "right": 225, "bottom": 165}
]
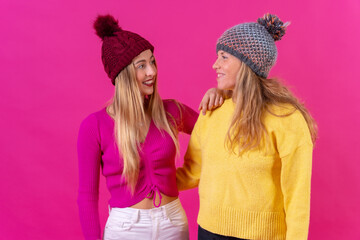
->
[
  {"left": 227, "top": 63, "right": 318, "bottom": 154},
  {"left": 106, "top": 64, "right": 179, "bottom": 193}
]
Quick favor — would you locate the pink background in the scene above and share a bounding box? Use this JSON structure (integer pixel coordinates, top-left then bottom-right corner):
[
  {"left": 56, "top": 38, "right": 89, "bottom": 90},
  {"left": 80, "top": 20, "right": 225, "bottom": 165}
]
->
[{"left": 1, "top": 0, "right": 359, "bottom": 239}]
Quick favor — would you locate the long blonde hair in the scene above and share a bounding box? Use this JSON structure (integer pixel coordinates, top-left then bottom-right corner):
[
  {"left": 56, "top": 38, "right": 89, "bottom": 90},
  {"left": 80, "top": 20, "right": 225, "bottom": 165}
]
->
[
  {"left": 106, "top": 64, "right": 179, "bottom": 193},
  {"left": 227, "top": 63, "right": 318, "bottom": 154}
]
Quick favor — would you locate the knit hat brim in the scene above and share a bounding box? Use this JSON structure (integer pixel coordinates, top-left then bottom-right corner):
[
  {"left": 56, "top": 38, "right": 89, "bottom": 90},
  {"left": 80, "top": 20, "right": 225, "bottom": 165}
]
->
[{"left": 216, "top": 43, "right": 267, "bottom": 78}]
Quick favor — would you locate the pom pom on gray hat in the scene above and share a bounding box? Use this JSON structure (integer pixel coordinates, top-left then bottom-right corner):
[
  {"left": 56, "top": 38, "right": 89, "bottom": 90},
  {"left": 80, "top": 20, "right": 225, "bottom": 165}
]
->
[{"left": 257, "top": 13, "right": 290, "bottom": 41}]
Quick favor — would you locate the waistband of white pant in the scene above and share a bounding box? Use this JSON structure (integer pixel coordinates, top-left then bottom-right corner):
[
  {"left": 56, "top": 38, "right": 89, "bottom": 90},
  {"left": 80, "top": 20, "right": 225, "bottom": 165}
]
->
[{"left": 109, "top": 198, "right": 182, "bottom": 219}]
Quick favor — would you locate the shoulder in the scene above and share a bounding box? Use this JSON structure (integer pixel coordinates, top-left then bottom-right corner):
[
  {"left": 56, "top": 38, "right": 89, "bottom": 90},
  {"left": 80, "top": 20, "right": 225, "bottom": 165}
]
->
[
  {"left": 267, "top": 103, "right": 295, "bottom": 115},
  {"left": 266, "top": 104, "right": 307, "bottom": 128},
  {"left": 265, "top": 104, "right": 312, "bottom": 146},
  {"left": 163, "top": 99, "right": 181, "bottom": 112},
  {"left": 162, "top": 99, "right": 181, "bottom": 119},
  {"left": 79, "top": 108, "right": 107, "bottom": 133},
  {"left": 163, "top": 99, "right": 198, "bottom": 133},
  {"left": 163, "top": 99, "right": 196, "bottom": 117},
  {"left": 200, "top": 98, "right": 234, "bottom": 121},
  {"left": 192, "top": 99, "right": 234, "bottom": 135}
]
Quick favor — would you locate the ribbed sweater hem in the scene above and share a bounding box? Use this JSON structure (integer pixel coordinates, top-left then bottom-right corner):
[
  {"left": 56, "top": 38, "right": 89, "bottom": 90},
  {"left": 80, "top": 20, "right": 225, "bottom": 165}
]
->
[{"left": 197, "top": 201, "right": 287, "bottom": 240}]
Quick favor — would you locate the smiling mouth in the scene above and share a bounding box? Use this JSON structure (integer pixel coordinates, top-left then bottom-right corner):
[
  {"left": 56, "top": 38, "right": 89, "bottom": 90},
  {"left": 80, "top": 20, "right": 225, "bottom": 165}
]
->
[
  {"left": 217, "top": 73, "right": 225, "bottom": 79},
  {"left": 143, "top": 79, "right": 154, "bottom": 87}
]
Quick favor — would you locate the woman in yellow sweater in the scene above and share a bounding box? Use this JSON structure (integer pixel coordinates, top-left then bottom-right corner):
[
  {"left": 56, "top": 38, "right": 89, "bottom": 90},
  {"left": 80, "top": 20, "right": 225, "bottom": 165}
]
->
[{"left": 177, "top": 13, "right": 317, "bottom": 240}]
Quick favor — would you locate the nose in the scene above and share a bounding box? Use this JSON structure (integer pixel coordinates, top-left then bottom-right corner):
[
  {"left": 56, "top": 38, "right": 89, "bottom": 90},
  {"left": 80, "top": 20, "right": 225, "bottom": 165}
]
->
[
  {"left": 146, "top": 64, "right": 157, "bottom": 77},
  {"left": 212, "top": 57, "right": 219, "bottom": 70}
]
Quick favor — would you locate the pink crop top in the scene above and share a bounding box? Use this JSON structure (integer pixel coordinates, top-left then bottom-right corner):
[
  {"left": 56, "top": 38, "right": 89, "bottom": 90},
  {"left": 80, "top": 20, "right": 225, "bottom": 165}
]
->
[{"left": 77, "top": 100, "right": 197, "bottom": 240}]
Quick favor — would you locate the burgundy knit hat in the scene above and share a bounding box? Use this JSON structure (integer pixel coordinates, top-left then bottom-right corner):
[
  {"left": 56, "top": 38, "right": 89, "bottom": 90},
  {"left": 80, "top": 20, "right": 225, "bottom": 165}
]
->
[{"left": 94, "top": 15, "right": 154, "bottom": 85}]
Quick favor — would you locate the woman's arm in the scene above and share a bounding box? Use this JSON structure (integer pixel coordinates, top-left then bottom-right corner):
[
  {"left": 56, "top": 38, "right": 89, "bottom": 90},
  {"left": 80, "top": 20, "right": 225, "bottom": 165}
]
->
[
  {"left": 277, "top": 111, "right": 313, "bottom": 239},
  {"left": 176, "top": 115, "right": 203, "bottom": 190},
  {"left": 77, "top": 114, "right": 102, "bottom": 240},
  {"left": 280, "top": 143, "right": 313, "bottom": 239}
]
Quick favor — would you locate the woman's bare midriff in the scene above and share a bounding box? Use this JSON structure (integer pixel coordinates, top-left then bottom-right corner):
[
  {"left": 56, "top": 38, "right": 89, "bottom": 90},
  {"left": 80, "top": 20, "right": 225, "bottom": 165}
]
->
[{"left": 130, "top": 193, "right": 178, "bottom": 209}]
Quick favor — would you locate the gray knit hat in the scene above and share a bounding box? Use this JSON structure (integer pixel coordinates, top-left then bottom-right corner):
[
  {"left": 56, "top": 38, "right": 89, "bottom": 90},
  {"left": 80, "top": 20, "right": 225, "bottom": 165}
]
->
[{"left": 216, "top": 13, "right": 289, "bottom": 78}]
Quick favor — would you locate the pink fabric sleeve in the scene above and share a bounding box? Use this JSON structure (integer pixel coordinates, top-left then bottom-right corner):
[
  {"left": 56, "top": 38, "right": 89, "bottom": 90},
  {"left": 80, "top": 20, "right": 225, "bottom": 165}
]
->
[
  {"left": 77, "top": 114, "right": 102, "bottom": 240},
  {"left": 164, "top": 99, "right": 198, "bottom": 134}
]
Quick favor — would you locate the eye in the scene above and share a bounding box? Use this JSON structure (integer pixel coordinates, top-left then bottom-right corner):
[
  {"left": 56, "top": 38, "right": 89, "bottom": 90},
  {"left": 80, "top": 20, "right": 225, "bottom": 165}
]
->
[
  {"left": 222, "top": 55, "right": 228, "bottom": 59},
  {"left": 150, "top": 59, "right": 156, "bottom": 65},
  {"left": 137, "top": 64, "right": 145, "bottom": 69}
]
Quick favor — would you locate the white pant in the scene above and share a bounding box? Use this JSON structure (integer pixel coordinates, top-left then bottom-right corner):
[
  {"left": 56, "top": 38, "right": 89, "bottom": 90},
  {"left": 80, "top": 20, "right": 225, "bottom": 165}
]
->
[{"left": 104, "top": 199, "right": 189, "bottom": 240}]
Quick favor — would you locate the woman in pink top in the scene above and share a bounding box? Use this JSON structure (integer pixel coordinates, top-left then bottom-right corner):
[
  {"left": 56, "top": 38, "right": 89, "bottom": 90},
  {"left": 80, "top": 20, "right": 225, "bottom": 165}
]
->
[{"left": 77, "top": 15, "right": 223, "bottom": 240}]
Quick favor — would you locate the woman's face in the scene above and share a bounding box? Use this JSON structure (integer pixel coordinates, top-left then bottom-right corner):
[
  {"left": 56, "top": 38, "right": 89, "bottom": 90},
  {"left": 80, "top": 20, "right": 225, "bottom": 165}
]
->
[
  {"left": 212, "top": 50, "right": 241, "bottom": 90},
  {"left": 133, "top": 49, "right": 157, "bottom": 97}
]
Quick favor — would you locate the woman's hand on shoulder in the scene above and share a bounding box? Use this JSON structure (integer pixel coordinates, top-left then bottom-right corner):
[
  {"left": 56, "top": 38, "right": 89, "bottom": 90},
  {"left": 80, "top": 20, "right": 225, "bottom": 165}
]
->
[{"left": 198, "top": 88, "right": 230, "bottom": 115}]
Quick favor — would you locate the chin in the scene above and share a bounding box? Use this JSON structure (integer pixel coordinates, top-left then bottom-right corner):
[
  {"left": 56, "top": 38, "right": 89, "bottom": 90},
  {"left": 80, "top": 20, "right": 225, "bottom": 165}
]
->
[
  {"left": 217, "top": 83, "right": 226, "bottom": 90},
  {"left": 141, "top": 89, "right": 154, "bottom": 96},
  {"left": 146, "top": 90, "right": 154, "bottom": 96},
  {"left": 218, "top": 83, "right": 234, "bottom": 91}
]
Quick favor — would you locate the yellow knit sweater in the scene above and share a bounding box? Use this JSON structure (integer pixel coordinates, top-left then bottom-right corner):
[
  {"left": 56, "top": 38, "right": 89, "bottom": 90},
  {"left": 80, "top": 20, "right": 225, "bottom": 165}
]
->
[{"left": 177, "top": 99, "right": 313, "bottom": 240}]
